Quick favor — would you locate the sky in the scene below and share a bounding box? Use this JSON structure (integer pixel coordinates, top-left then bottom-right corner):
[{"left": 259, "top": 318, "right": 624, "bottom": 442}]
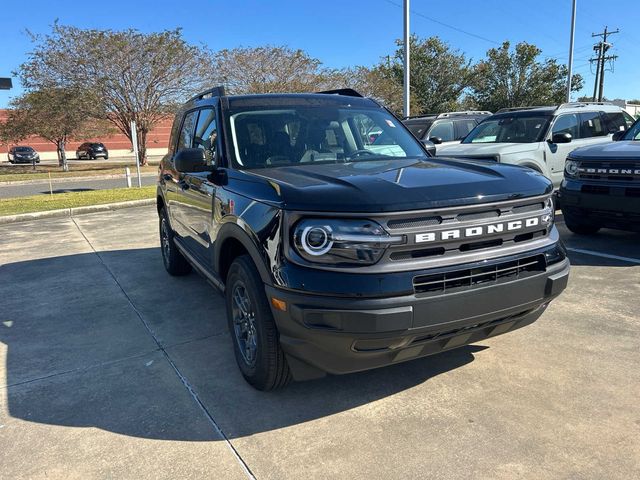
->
[{"left": 1, "top": 0, "right": 639, "bottom": 108}]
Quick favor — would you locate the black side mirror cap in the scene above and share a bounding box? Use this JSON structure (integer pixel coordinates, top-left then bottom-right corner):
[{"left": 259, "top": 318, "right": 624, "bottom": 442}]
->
[
  {"left": 551, "top": 132, "right": 572, "bottom": 144},
  {"left": 428, "top": 136, "right": 443, "bottom": 145},
  {"left": 174, "top": 148, "right": 209, "bottom": 172},
  {"left": 421, "top": 139, "right": 436, "bottom": 156},
  {"left": 612, "top": 130, "right": 626, "bottom": 141}
]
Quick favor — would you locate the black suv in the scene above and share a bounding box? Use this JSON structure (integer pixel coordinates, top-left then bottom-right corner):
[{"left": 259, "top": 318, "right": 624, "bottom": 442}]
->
[
  {"left": 559, "top": 117, "right": 640, "bottom": 233},
  {"left": 76, "top": 142, "right": 108, "bottom": 160},
  {"left": 157, "top": 87, "right": 569, "bottom": 390},
  {"left": 402, "top": 111, "right": 492, "bottom": 146}
]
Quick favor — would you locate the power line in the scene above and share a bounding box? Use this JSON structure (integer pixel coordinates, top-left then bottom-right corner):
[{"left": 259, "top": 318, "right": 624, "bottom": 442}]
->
[{"left": 382, "top": 0, "right": 501, "bottom": 45}]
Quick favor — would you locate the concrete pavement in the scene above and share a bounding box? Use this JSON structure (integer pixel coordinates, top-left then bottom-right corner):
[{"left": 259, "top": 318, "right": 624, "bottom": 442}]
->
[{"left": 0, "top": 206, "right": 639, "bottom": 479}]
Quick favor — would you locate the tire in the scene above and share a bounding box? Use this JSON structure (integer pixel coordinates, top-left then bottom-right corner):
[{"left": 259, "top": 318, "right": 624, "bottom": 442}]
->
[
  {"left": 90, "top": 153, "right": 96, "bottom": 160},
  {"left": 226, "top": 255, "right": 291, "bottom": 390},
  {"left": 104, "top": 154, "right": 109, "bottom": 160},
  {"left": 562, "top": 210, "right": 601, "bottom": 235},
  {"left": 159, "top": 208, "right": 192, "bottom": 276}
]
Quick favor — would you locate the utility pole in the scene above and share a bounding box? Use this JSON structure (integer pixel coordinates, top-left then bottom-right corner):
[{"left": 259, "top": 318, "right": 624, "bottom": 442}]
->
[
  {"left": 403, "top": 0, "right": 410, "bottom": 118},
  {"left": 589, "top": 26, "right": 619, "bottom": 102},
  {"left": 566, "top": 0, "right": 576, "bottom": 102}
]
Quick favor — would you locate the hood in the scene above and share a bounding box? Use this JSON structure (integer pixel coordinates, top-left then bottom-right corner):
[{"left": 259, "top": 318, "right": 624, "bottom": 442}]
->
[
  {"left": 228, "top": 158, "right": 552, "bottom": 213},
  {"left": 569, "top": 141, "right": 640, "bottom": 160},
  {"left": 437, "top": 142, "right": 539, "bottom": 158}
]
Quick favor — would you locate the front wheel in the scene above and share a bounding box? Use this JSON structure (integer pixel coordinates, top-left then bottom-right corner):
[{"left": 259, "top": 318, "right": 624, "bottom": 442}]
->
[
  {"left": 562, "top": 210, "right": 601, "bottom": 235},
  {"left": 159, "top": 208, "right": 192, "bottom": 275},
  {"left": 226, "top": 255, "right": 291, "bottom": 390}
]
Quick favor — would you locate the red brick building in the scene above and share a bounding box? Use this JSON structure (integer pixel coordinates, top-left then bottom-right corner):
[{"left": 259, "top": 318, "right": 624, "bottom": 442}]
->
[{"left": 0, "top": 109, "right": 172, "bottom": 159}]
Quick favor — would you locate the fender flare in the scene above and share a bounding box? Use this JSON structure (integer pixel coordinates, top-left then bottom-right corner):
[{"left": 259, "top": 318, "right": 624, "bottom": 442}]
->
[{"left": 214, "top": 222, "right": 273, "bottom": 285}]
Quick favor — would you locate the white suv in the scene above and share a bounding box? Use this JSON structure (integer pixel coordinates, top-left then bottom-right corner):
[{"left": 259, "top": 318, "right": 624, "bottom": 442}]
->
[{"left": 436, "top": 103, "right": 635, "bottom": 187}]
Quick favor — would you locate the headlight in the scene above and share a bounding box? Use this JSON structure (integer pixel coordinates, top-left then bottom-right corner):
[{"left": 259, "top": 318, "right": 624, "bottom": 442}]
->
[
  {"left": 565, "top": 159, "right": 579, "bottom": 177},
  {"left": 292, "top": 219, "right": 404, "bottom": 265},
  {"left": 543, "top": 197, "right": 555, "bottom": 225}
]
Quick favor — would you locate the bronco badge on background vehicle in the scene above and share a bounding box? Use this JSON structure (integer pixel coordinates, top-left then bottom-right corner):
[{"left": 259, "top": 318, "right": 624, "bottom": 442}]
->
[
  {"left": 156, "top": 87, "right": 570, "bottom": 390},
  {"left": 559, "top": 116, "right": 640, "bottom": 234}
]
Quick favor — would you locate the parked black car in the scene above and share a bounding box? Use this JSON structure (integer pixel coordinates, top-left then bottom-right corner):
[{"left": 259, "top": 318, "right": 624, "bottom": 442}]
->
[
  {"left": 157, "top": 87, "right": 569, "bottom": 390},
  {"left": 76, "top": 142, "right": 108, "bottom": 160},
  {"left": 559, "top": 117, "right": 640, "bottom": 234},
  {"left": 7, "top": 146, "right": 40, "bottom": 164},
  {"left": 402, "top": 111, "right": 492, "bottom": 147}
]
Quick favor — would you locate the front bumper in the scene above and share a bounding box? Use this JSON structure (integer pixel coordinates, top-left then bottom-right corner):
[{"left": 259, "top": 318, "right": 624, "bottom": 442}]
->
[
  {"left": 267, "top": 253, "right": 570, "bottom": 380},
  {"left": 560, "top": 178, "right": 640, "bottom": 230}
]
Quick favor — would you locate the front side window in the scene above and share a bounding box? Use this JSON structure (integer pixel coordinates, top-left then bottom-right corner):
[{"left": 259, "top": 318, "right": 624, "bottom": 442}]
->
[
  {"left": 603, "top": 112, "right": 629, "bottom": 134},
  {"left": 552, "top": 114, "right": 580, "bottom": 139},
  {"left": 454, "top": 119, "right": 478, "bottom": 140},
  {"left": 623, "top": 119, "right": 640, "bottom": 141},
  {"left": 226, "top": 105, "right": 426, "bottom": 169},
  {"left": 428, "top": 120, "right": 455, "bottom": 142},
  {"left": 194, "top": 108, "right": 218, "bottom": 165},
  {"left": 177, "top": 110, "right": 199, "bottom": 151},
  {"left": 579, "top": 112, "right": 606, "bottom": 138},
  {"left": 463, "top": 115, "right": 551, "bottom": 144}
]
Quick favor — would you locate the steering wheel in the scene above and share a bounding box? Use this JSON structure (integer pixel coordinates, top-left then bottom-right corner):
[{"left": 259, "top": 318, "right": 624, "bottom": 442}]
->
[{"left": 348, "top": 149, "right": 376, "bottom": 159}]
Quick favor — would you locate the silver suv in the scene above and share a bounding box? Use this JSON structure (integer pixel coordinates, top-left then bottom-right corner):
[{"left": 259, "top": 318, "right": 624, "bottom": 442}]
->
[{"left": 436, "top": 103, "right": 635, "bottom": 187}]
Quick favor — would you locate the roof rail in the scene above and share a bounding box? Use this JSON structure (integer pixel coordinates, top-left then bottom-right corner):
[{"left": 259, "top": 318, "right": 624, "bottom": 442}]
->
[
  {"left": 188, "top": 86, "right": 226, "bottom": 103},
  {"left": 403, "top": 114, "right": 437, "bottom": 120},
  {"left": 436, "top": 110, "right": 492, "bottom": 118},
  {"left": 496, "top": 106, "right": 550, "bottom": 113},
  {"left": 316, "top": 88, "right": 363, "bottom": 98},
  {"left": 556, "top": 101, "right": 613, "bottom": 110}
]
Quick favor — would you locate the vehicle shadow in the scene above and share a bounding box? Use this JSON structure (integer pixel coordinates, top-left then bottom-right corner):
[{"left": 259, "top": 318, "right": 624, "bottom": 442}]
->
[
  {"left": 0, "top": 248, "right": 485, "bottom": 442},
  {"left": 556, "top": 213, "right": 640, "bottom": 267}
]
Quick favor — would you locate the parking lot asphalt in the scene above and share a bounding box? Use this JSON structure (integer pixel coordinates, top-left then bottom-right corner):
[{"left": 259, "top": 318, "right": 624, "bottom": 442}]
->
[{"left": 0, "top": 206, "right": 638, "bottom": 479}]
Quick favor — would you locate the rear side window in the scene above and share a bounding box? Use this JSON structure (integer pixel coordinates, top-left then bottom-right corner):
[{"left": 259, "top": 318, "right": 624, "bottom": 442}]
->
[
  {"left": 579, "top": 112, "right": 606, "bottom": 138},
  {"left": 428, "top": 121, "right": 455, "bottom": 142},
  {"left": 603, "top": 112, "right": 633, "bottom": 133},
  {"left": 454, "top": 119, "right": 477, "bottom": 140},
  {"left": 177, "top": 110, "right": 199, "bottom": 150},
  {"left": 552, "top": 114, "right": 580, "bottom": 139}
]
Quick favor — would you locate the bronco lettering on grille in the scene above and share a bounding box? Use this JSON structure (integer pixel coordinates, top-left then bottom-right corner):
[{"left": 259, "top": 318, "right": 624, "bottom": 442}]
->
[{"left": 415, "top": 216, "right": 546, "bottom": 243}]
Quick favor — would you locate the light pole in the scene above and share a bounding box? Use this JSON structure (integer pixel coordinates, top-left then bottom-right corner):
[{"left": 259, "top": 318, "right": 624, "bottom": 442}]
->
[
  {"left": 403, "top": 0, "right": 410, "bottom": 118},
  {"left": 566, "top": 0, "right": 576, "bottom": 102}
]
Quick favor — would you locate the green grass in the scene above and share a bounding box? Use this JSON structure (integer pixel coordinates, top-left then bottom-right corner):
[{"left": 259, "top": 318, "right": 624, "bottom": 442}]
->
[
  {"left": 0, "top": 163, "right": 158, "bottom": 182},
  {"left": 0, "top": 186, "right": 156, "bottom": 216}
]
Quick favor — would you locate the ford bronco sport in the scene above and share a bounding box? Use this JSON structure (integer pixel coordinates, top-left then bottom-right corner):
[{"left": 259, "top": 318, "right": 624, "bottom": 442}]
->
[
  {"left": 157, "top": 87, "right": 570, "bottom": 390},
  {"left": 559, "top": 116, "right": 640, "bottom": 234},
  {"left": 436, "top": 103, "right": 635, "bottom": 188}
]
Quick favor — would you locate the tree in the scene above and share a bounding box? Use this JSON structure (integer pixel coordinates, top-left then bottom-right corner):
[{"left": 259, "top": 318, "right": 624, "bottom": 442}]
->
[
  {"left": 469, "top": 41, "right": 584, "bottom": 112},
  {"left": 0, "top": 87, "right": 110, "bottom": 170},
  {"left": 211, "top": 46, "right": 343, "bottom": 94},
  {"left": 374, "top": 36, "right": 474, "bottom": 115},
  {"left": 343, "top": 65, "right": 405, "bottom": 114},
  {"left": 18, "top": 24, "right": 213, "bottom": 165}
]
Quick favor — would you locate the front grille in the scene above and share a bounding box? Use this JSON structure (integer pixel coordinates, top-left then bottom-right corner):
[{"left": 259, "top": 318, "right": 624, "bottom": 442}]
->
[
  {"left": 413, "top": 254, "right": 545, "bottom": 295},
  {"left": 387, "top": 215, "right": 441, "bottom": 229},
  {"left": 578, "top": 161, "right": 640, "bottom": 182}
]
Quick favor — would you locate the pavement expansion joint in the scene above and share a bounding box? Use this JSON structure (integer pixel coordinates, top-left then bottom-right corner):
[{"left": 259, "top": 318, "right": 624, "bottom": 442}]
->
[{"left": 69, "top": 216, "right": 256, "bottom": 480}]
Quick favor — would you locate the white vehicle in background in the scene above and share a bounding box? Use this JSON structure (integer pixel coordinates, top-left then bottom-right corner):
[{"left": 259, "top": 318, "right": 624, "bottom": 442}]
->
[
  {"left": 435, "top": 103, "right": 635, "bottom": 187},
  {"left": 402, "top": 111, "right": 492, "bottom": 150}
]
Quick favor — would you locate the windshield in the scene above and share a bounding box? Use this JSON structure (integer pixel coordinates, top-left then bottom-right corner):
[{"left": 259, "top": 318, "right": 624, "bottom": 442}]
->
[
  {"left": 623, "top": 119, "right": 640, "bottom": 141},
  {"left": 226, "top": 105, "right": 426, "bottom": 169},
  {"left": 15, "top": 146, "right": 33, "bottom": 152},
  {"left": 462, "top": 115, "right": 551, "bottom": 144}
]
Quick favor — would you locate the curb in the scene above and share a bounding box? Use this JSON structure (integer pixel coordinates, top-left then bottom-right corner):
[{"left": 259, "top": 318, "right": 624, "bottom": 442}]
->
[
  {"left": 0, "top": 198, "right": 156, "bottom": 225},
  {"left": 0, "top": 172, "right": 157, "bottom": 186}
]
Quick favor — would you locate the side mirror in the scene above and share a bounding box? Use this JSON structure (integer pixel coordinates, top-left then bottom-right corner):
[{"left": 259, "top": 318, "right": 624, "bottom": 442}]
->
[
  {"left": 174, "top": 148, "right": 208, "bottom": 172},
  {"left": 428, "top": 136, "right": 443, "bottom": 145},
  {"left": 612, "top": 130, "right": 626, "bottom": 141},
  {"left": 551, "top": 132, "right": 572, "bottom": 144},
  {"left": 421, "top": 139, "right": 436, "bottom": 156}
]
